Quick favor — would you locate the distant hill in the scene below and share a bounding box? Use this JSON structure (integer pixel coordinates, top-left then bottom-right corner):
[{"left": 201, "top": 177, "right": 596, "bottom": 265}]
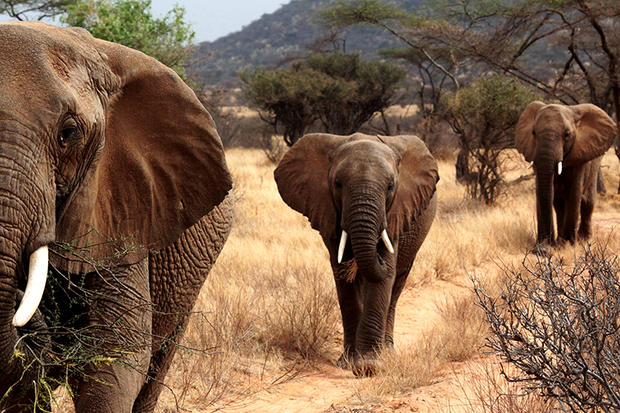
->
[{"left": 189, "top": 0, "right": 423, "bottom": 87}]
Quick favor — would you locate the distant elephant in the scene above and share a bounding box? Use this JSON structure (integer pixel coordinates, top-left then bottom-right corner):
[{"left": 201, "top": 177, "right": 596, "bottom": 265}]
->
[
  {"left": 0, "top": 22, "right": 233, "bottom": 412},
  {"left": 515, "top": 101, "right": 617, "bottom": 246},
  {"left": 274, "top": 133, "right": 438, "bottom": 376}
]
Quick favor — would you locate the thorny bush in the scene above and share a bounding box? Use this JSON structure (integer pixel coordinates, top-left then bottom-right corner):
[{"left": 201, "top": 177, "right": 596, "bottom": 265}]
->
[{"left": 474, "top": 245, "right": 620, "bottom": 412}]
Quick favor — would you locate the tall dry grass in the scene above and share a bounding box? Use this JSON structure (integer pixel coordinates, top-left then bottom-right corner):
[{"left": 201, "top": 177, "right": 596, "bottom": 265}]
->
[{"left": 153, "top": 147, "right": 618, "bottom": 411}]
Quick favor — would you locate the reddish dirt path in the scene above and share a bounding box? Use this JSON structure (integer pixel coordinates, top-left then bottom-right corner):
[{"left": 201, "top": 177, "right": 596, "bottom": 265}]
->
[{"left": 208, "top": 211, "right": 619, "bottom": 413}]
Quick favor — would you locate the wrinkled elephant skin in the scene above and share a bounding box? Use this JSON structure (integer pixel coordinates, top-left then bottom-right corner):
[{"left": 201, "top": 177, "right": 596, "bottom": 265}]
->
[
  {"left": 275, "top": 133, "right": 438, "bottom": 376},
  {"left": 0, "top": 22, "right": 233, "bottom": 412},
  {"left": 515, "top": 101, "right": 616, "bottom": 247}
]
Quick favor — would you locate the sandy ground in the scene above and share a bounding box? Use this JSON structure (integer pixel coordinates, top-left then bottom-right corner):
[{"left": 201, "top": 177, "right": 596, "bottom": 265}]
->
[{"left": 206, "top": 208, "right": 619, "bottom": 413}]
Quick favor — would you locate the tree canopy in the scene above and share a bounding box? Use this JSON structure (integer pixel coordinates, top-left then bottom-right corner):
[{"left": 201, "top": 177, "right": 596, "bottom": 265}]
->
[
  {"left": 442, "top": 74, "right": 540, "bottom": 203},
  {"left": 320, "top": 0, "right": 620, "bottom": 121},
  {"left": 0, "top": 0, "right": 70, "bottom": 20},
  {"left": 241, "top": 52, "right": 406, "bottom": 146},
  {"left": 63, "top": 0, "right": 194, "bottom": 79}
]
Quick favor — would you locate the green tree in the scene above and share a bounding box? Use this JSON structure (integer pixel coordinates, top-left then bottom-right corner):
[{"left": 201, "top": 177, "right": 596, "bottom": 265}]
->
[
  {"left": 0, "top": 0, "right": 70, "bottom": 20},
  {"left": 241, "top": 52, "right": 406, "bottom": 146},
  {"left": 63, "top": 0, "right": 194, "bottom": 79},
  {"left": 443, "top": 74, "right": 540, "bottom": 203},
  {"left": 240, "top": 66, "right": 324, "bottom": 146}
]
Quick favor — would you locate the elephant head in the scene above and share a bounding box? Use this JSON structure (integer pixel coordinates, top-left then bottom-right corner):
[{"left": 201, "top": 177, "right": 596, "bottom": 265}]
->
[
  {"left": 515, "top": 101, "right": 616, "bottom": 245},
  {"left": 274, "top": 133, "right": 438, "bottom": 373},
  {"left": 0, "top": 22, "right": 231, "bottom": 395}
]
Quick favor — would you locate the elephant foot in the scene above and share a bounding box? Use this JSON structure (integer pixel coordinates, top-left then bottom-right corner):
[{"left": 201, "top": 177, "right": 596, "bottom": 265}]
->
[
  {"left": 336, "top": 353, "right": 353, "bottom": 369},
  {"left": 577, "top": 229, "right": 591, "bottom": 241},
  {"left": 352, "top": 356, "right": 382, "bottom": 377}
]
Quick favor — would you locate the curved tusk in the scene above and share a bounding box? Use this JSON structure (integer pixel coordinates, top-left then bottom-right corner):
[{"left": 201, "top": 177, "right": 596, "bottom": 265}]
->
[
  {"left": 381, "top": 230, "right": 395, "bottom": 254},
  {"left": 13, "top": 246, "right": 48, "bottom": 327},
  {"left": 337, "top": 230, "right": 348, "bottom": 264},
  {"left": 528, "top": 161, "right": 534, "bottom": 169},
  {"left": 557, "top": 161, "right": 562, "bottom": 175}
]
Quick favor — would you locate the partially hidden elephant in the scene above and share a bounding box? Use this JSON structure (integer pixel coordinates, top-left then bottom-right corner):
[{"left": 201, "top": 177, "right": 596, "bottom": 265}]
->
[
  {"left": 515, "top": 101, "right": 617, "bottom": 246},
  {"left": 0, "top": 22, "right": 233, "bottom": 412},
  {"left": 274, "top": 133, "right": 438, "bottom": 376}
]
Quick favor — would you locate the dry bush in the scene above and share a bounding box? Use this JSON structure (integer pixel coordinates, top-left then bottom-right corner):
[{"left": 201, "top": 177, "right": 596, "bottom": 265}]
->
[
  {"left": 475, "top": 245, "right": 620, "bottom": 412},
  {"left": 259, "top": 133, "right": 288, "bottom": 164},
  {"left": 456, "top": 361, "right": 556, "bottom": 413}
]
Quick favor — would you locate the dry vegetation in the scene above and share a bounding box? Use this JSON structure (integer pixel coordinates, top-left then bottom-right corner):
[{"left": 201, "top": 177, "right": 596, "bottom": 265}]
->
[
  {"left": 154, "top": 148, "right": 618, "bottom": 412},
  {"left": 51, "top": 147, "right": 619, "bottom": 412}
]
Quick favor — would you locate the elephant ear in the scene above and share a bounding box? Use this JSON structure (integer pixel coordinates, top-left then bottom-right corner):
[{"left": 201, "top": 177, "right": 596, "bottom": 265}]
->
[
  {"left": 56, "top": 39, "right": 232, "bottom": 272},
  {"left": 566, "top": 103, "right": 617, "bottom": 165},
  {"left": 384, "top": 135, "right": 439, "bottom": 235},
  {"left": 274, "top": 134, "right": 346, "bottom": 241},
  {"left": 515, "top": 101, "right": 546, "bottom": 162}
]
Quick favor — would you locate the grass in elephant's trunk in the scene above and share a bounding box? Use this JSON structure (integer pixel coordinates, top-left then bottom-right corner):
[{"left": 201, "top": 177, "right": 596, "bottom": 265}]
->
[{"left": 50, "top": 148, "right": 618, "bottom": 413}]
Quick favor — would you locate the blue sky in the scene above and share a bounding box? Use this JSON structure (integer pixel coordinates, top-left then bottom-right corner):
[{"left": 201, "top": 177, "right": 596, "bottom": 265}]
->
[
  {"left": 150, "top": 1, "right": 287, "bottom": 42},
  {"left": 0, "top": 1, "right": 289, "bottom": 43}
]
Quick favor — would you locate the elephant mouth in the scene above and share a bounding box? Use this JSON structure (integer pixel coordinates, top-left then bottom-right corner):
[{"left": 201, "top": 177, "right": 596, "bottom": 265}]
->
[{"left": 336, "top": 227, "right": 394, "bottom": 275}]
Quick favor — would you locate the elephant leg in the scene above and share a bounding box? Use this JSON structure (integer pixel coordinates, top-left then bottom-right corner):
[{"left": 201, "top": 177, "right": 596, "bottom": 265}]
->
[
  {"left": 384, "top": 273, "right": 407, "bottom": 349},
  {"left": 74, "top": 259, "right": 152, "bottom": 413},
  {"left": 133, "top": 197, "right": 233, "bottom": 413},
  {"left": 578, "top": 199, "right": 594, "bottom": 240},
  {"left": 579, "top": 163, "right": 599, "bottom": 241},
  {"left": 553, "top": 197, "right": 566, "bottom": 239},
  {"left": 333, "top": 275, "right": 362, "bottom": 368},
  {"left": 353, "top": 274, "right": 395, "bottom": 376},
  {"left": 559, "top": 171, "right": 583, "bottom": 244}
]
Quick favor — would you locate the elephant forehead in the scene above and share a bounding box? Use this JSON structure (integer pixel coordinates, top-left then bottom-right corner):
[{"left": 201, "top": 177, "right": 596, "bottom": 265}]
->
[
  {"left": 332, "top": 141, "right": 395, "bottom": 176},
  {"left": 535, "top": 105, "right": 573, "bottom": 130},
  {"left": 0, "top": 22, "right": 115, "bottom": 125}
]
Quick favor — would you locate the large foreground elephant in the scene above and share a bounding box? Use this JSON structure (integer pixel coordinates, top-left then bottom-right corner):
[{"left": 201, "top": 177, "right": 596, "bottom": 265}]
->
[
  {"left": 0, "top": 22, "right": 233, "bottom": 412},
  {"left": 515, "top": 101, "right": 616, "bottom": 246},
  {"left": 275, "top": 133, "right": 438, "bottom": 376}
]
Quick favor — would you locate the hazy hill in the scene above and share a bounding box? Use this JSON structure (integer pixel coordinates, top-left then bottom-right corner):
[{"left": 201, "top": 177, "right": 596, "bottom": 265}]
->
[{"left": 189, "top": 0, "right": 423, "bottom": 87}]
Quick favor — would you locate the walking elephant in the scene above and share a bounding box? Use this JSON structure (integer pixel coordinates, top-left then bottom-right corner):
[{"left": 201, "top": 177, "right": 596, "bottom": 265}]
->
[
  {"left": 274, "top": 133, "right": 438, "bottom": 376},
  {"left": 0, "top": 22, "right": 233, "bottom": 412},
  {"left": 515, "top": 101, "right": 616, "bottom": 246}
]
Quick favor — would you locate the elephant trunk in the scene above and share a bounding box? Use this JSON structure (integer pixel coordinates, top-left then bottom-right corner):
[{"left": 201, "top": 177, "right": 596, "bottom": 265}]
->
[
  {"left": 343, "top": 184, "right": 395, "bottom": 367},
  {"left": 535, "top": 154, "right": 557, "bottom": 245},
  {"left": 345, "top": 187, "right": 390, "bottom": 283},
  {"left": 0, "top": 127, "right": 54, "bottom": 397}
]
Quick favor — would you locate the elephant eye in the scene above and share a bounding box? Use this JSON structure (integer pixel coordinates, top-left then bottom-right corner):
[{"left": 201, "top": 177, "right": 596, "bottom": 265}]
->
[
  {"left": 563, "top": 131, "right": 570, "bottom": 139},
  {"left": 387, "top": 182, "right": 394, "bottom": 191},
  {"left": 59, "top": 127, "right": 77, "bottom": 148},
  {"left": 335, "top": 180, "right": 342, "bottom": 189}
]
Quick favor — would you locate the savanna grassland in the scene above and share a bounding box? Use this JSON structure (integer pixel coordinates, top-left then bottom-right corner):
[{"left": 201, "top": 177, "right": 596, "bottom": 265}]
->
[
  {"left": 150, "top": 147, "right": 620, "bottom": 412},
  {"left": 53, "top": 146, "right": 620, "bottom": 412}
]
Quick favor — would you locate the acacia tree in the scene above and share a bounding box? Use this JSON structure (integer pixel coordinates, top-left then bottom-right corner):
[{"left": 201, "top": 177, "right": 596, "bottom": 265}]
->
[
  {"left": 443, "top": 74, "right": 539, "bottom": 203},
  {"left": 321, "top": 0, "right": 620, "bottom": 191},
  {"left": 241, "top": 52, "right": 405, "bottom": 146},
  {"left": 0, "top": 0, "right": 70, "bottom": 20},
  {"left": 63, "top": 0, "right": 194, "bottom": 79}
]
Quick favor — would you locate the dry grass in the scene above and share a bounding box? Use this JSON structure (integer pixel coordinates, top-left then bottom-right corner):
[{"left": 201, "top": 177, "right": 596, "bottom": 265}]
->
[
  {"left": 49, "top": 146, "right": 619, "bottom": 412},
  {"left": 453, "top": 361, "right": 557, "bottom": 413},
  {"left": 155, "top": 147, "right": 619, "bottom": 411}
]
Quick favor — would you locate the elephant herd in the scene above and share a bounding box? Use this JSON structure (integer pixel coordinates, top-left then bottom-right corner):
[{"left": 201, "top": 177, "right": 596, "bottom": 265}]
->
[{"left": 0, "top": 22, "right": 617, "bottom": 412}]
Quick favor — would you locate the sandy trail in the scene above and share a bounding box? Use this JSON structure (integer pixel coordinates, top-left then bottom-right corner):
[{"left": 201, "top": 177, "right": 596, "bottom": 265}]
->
[{"left": 208, "top": 210, "right": 619, "bottom": 413}]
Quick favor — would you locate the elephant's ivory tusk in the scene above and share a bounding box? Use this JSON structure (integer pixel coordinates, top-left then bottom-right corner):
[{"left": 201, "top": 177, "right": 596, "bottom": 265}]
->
[
  {"left": 13, "top": 246, "right": 48, "bottom": 327},
  {"left": 381, "top": 230, "right": 395, "bottom": 254},
  {"left": 558, "top": 161, "right": 562, "bottom": 175},
  {"left": 528, "top": 161, "right": 534, "bottom": 169},
  {"left": 337, "top": 230, "right": 348, "bottom": 264}
]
